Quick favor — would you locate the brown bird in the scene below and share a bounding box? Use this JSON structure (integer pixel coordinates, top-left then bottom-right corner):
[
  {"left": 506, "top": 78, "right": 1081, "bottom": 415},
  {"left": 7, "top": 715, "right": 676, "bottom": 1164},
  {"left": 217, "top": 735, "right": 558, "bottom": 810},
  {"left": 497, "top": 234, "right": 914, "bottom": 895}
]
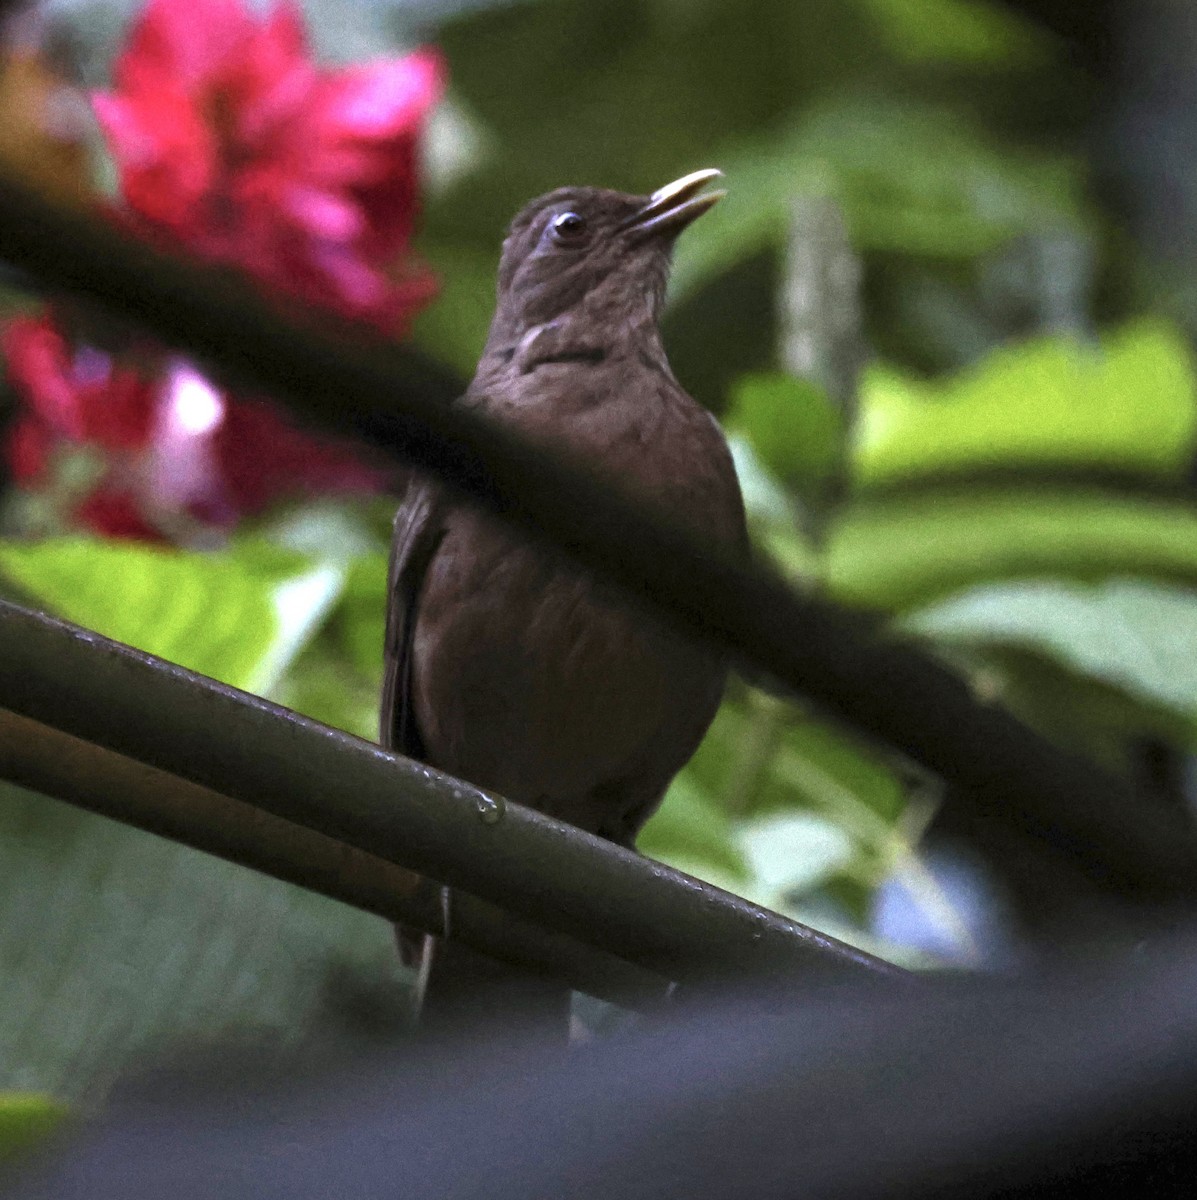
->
[{"left": 380, "top": 169, "right": 747, "bottom": 1031}]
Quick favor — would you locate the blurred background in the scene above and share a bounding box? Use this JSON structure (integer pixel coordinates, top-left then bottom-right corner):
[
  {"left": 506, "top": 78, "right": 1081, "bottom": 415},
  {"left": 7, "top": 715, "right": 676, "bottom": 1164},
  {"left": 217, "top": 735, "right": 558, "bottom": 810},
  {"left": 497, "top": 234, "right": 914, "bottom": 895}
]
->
[{"left": 1, "top": 0, "right": 1196, "bottom": 1142}]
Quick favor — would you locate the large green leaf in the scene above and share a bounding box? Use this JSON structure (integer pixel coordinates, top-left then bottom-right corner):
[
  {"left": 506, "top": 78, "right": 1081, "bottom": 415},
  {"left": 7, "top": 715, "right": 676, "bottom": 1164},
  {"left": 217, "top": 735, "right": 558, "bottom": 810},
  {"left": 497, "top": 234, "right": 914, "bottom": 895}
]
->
[
  {"left": 773, "top": 719, "right": 908, "bottom": 825},
  {"left": 0, "top": 524, "right": 411, "bottom": 1103},
  {"left": 655, "top": 686, "right": 914, "bottom": 935},
  {"left": 957, "top": 645, "right": 1197, "bottom": 767},
  {"left": 735, "top": 811, "right": 855, "bottom": 903},
  {"left": 858, "top": 0, "right": 1048, "bottom": 66},
  {"left": 906, "top": 578, "right": 1197, "bottom": 718},
  {"left": 274, "top": 632, "right": 381, "bottom": 742},
  {"left": 268, "top": 535, "right": 388, "bottom": 740},
  {"left": 0, "top": 537, "right": 343, "bottom": 694},
  {"left": 853, "top": 321, "right": 1197, "bottom": 487},
  {"left": 827, "top": 489, "right": 1197, "bottom": 610},
  {"left": 337, "top": 551, "right": 391, "bottom": 682},
  {"left": 0, "top": 785, "right": 405, "bottom": 1103},
  {"left": 261, "top": 502, "right": 391, "bottom": 721}
]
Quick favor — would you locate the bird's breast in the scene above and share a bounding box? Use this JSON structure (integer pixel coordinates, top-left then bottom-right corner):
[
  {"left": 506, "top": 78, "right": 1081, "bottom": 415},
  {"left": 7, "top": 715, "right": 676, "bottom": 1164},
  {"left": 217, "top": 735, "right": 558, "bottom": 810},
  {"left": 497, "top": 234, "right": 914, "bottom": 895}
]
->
[
  {"left": 410, "top": 507, "right": 724, "bottom": 812},
  {"left": 413, "top": 364, "right": 745, "bottom": 822}
]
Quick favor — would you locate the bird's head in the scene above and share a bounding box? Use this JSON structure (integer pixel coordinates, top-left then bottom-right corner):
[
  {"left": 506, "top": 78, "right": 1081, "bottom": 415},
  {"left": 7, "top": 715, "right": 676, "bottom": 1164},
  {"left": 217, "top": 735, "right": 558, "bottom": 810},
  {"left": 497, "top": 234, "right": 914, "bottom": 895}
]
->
[{"left": 487, "top": 169, "right": 724, "bottom": 345}]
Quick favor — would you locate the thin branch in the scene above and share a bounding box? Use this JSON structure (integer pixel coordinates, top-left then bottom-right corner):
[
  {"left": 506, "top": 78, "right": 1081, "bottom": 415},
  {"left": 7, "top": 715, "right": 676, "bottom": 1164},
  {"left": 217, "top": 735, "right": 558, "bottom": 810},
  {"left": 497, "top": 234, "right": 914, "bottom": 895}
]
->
[
  {"left": 0, "top": 599, "right": 902, "bottom": 985},
  {"left": 781, "top": 193, "right": 863, "bottom": 415},
  {"left": 0, "top": 174, "right": 1194, "bottom": 902}
]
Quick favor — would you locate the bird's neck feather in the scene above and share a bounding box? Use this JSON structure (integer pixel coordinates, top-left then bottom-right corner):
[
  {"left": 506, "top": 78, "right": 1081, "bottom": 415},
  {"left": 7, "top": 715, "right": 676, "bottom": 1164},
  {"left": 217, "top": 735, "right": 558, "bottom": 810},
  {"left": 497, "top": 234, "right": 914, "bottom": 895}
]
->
[{"left": 483, "top": 282, "right": 667, "bottom": 377}]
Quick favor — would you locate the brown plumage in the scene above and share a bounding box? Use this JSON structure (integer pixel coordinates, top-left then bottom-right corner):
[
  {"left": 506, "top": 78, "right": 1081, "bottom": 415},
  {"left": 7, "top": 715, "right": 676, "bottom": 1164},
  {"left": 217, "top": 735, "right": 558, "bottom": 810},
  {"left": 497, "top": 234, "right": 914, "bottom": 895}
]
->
[{"left": 380, "top": 171, "right": 746, "bottom": 1030}]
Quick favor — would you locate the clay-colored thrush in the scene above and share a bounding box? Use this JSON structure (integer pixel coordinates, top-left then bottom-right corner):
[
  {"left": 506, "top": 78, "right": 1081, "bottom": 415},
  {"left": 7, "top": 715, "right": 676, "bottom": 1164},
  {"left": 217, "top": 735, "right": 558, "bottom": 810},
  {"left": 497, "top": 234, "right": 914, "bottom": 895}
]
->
[{"left": 380, "top": 170, "right": 746, "bottom": 1029}]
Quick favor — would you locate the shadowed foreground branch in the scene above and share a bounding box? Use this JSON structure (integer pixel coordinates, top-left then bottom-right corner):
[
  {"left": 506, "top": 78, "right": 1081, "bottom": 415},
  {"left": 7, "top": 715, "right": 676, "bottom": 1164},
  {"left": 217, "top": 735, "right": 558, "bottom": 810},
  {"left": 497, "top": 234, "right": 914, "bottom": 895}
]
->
[
  {"left": 0, "top": 708, "right": 672, "bottom": 1010},
  {"left": 0, "top": 174, "right": 1194, "bottom": 903},
  {"left": 0, "top": 599, "right": 900, "bottom": 987}
]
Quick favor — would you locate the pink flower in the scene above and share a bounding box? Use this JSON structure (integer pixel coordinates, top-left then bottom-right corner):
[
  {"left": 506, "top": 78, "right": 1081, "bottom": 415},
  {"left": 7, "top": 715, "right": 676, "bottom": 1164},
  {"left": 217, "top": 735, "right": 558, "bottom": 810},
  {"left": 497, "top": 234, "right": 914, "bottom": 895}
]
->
[
  {"left": 3, "top": 313, "right": 386, "bottom": 539},
  {"left": 3, "top": 315, "right": 155, "bottom": 465},
  {"left": 93, "top": 0, "right": 443, "bottom": 330},
  {"left": 3, "top": 0, "right": 440, "bottom": 541}
]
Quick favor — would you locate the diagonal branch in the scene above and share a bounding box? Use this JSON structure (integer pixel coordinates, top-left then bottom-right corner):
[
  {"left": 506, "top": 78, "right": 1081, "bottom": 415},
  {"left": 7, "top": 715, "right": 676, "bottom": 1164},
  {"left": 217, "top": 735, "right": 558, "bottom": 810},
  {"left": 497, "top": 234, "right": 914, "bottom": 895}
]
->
[
  {"left": 0, "top": 173, "right": 1194, "bottom": 903},
  {"left": 0, "top": 598, "right": 902, "bottom": 985},
  {"left": 0, "top": 708, "right": 673, "bottom": 1010}
]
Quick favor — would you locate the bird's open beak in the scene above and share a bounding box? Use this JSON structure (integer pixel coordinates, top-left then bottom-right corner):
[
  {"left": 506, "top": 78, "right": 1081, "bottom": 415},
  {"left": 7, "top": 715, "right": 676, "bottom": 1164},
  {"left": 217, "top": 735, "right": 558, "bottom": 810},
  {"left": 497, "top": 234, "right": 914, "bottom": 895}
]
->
[{"left": 623, "top": 168, "right": 725, "bottom": 239}]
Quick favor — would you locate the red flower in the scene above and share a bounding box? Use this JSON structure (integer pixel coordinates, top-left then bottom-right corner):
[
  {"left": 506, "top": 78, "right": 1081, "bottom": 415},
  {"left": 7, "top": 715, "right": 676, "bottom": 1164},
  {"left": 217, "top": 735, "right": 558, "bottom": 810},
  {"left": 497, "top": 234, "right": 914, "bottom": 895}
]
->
[
  {"left": 3, "top": 315, "right": 155, "bottom": 467},
  {"left": 73, "top": 489, "right": 164, "bottom": 540},
  {"left": 93, "top": 0, "right": 442, "bottom": 329},
  {"left": 213, "top": 396, "right": 385, "bottom": 517},
  {"left": 3, "top": 314, "right": 386, "bottom": 539},
  {"left": 3, "top": 0, "right": 439, "bottom": 541}
]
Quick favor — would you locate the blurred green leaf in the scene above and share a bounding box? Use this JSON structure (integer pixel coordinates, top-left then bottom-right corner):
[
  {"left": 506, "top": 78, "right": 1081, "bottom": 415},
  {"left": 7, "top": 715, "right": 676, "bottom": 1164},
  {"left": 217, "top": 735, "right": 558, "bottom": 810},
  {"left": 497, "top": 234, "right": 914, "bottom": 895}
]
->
[
  {"left": 735, "top": 811, "right": 855, "bottom": 902},
  {"left": 774, "top": 720, "right": 908, "bottom": 824},
  {"left": 0, "top": 536, "right": 343, "bottom": 693},
  {"left": 663, "top": 687, "right": 913, "bottom": 929},
  {"left": 907, "top": 578, "right": 1197, "bottom": 718},
  {"left": 265, "top": 536, "right": 388, "bottom": 738},
  {"left": 858, "top": 0, "right": 1049, "bottom": 67},
  {"left": 409, "top": 241, "right": 498, "bottom": 377},
  {"left": 275, "top": 631, "right": 381, "bottom": 741},
  {"left": 727, "top": 436, "right": 796, "bottom": 527},
  {"left": 0, "top": 784, "right": 404, "bottom": 1103},
  {"left": 728, "top": 373, "right": 843, "bottom": 495},
  {"left": 639, "top": 774, "right": 749, "bottom": 883},
  {"left": 853, "top": 321, "right": 1197, "bottom": 487},
  {"left": 670, "top": 696, "right": 751, "bottom": 809},
  {"left": 726, "top": 438, "right": 821, "bottom": 585},
  {"left": 672, "top": 98, "right": 1088, "bottom": 299},
  {"left": 966, "top": 646, "right": 1197, "bottom": 766},
  {"left": 337, "top": 551, "right": 391, "bottom": 682},
  {"left": 828, "top": 490, "right": 1197, "bottom": 610},
  {"left": 0, "top": 1092, "right": 67, "bottom": 1160}
]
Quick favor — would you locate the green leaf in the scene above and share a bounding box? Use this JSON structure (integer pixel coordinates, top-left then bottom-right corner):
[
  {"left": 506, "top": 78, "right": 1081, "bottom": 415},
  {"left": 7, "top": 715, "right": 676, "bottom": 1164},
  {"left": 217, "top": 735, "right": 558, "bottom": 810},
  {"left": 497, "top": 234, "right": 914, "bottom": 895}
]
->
[
  {"left": 735, "top": 811, "right": 855, "bottom": 901},
  {"left": 274, "top": 632, "right": 381, "bottom": 742},
  {"left": 958, "top": 646, "right": 1197, "bottom": 766},
  {"left": 337, "top": 551, "right": 390, "bottom": 682},
  {"left": 639, "top": 774, "right": 749, "bottom": 882},
  {"left": 408, "top": 241, "right": 498, "bottom": 377},
  {"left": 906, "top": 578, "right": 1197, "bottom": 718},
  {"left": 0, "top": 1093, "right": 68, "bottom": 1160},
  {"left": 853, "top": 321, "right": 1197, "bottom": 488},
  {"left": 0, "top": 784, "right": 404, "bottom": 1103},
  {"left": 0, "top": 537, "right": 343, "bottom": 693},
  {"left": 774, "top": 719, "right": 908, "bottom": 825},
  {"left": 828, "top": 489, "right": 1197, "bottom": 610},
  {"left": 858, "top": 0, "right": 1049, "bottom": 67},
  {"left": 670, "top": 689, "right": 912, "bottom": 915},
  {"left": 728, "top": 373, "right": 843, "bottom": 495},
  {"left": 671, "top": 97, "right": 1088, "bottom": 298}
]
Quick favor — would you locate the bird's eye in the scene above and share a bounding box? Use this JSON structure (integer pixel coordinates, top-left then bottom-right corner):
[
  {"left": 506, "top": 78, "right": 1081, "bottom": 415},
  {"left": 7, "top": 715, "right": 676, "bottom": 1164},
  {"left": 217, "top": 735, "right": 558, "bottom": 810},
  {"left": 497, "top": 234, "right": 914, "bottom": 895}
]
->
[{"left": 549, "top": 211, "right": 588, "bottom": 244}]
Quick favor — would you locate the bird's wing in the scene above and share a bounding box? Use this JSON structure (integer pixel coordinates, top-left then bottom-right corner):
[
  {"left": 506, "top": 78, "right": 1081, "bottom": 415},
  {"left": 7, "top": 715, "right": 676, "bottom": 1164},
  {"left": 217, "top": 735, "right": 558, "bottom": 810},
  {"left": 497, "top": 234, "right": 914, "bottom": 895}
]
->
[{"left": 379, "top": 475, "right": 445, "bottom": 758}]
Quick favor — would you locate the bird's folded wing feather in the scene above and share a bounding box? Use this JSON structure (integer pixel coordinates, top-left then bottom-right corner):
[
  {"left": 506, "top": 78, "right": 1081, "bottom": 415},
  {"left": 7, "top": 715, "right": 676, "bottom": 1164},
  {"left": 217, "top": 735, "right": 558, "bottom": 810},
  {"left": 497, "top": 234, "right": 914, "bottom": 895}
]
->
[{"left": 379, "top": 476, "right": 444, "bottom": 759}]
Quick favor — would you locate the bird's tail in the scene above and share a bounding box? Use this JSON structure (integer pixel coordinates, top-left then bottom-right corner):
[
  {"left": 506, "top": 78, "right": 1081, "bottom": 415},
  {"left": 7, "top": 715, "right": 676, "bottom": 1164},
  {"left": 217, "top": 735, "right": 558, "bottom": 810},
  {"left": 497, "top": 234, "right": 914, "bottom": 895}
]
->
[{"left": 397, "top": 891, "right": 572, "bottom": 1041}]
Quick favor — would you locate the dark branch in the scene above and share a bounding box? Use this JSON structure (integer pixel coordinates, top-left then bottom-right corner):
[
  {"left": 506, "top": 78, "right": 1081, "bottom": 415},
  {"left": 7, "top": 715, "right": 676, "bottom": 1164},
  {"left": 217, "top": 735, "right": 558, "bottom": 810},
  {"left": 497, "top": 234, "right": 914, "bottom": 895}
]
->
[
  {"left": 0, "top": 599, "right": 901, "bottom": 986},
  {"left": 0, "top": 173, "right": 1194, "bottom": 904},
  {"left": 0, "top": 708, "right": 672, "bottom": 1010}
]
